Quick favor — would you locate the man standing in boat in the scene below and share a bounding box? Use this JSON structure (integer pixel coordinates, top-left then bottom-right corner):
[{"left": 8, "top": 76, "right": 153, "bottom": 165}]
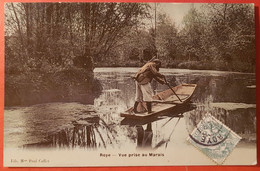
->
[{"left": 132, "top": 58, "right": 166, "bottom": 113}]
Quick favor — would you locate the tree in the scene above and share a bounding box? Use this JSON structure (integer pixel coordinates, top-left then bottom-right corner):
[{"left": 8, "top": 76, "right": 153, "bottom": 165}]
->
[
  {"left": 206, "top": 3, "right": 255, "bottom": 71},
  {"left": 5, "top": 2, "right": 150, "bottom": 70},
  {"left": 155, "top": 13, "right": 178, "bottom": 61},
  {"left": 178, "top": 6, "right": 207, "bottom": 61}
]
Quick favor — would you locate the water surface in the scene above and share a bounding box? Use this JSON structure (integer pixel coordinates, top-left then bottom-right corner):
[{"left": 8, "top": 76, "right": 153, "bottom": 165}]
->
[{"left": 4, "top": 68, "right": 256, "bottom": 151}]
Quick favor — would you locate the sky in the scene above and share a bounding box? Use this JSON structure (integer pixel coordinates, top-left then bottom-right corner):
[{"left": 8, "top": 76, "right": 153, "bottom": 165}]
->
[{"left": 149, "top": 3, "right": 203, "bottom": 29}]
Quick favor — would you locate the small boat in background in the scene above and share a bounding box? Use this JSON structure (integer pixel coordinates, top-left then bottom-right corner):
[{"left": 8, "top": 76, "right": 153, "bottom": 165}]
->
[{"left": 120, "top": 84, "right": 197, "bottom": 119}]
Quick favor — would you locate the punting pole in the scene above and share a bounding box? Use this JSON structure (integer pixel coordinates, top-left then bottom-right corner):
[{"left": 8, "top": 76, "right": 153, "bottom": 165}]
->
[{"left": 164, "top": 78, "right": 182, "bottom": 103}]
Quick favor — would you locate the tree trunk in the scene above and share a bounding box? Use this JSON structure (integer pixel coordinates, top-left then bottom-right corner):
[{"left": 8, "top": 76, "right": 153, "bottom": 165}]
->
[{"left": 11, "top": 3, "right": 25, "bottom": 54}]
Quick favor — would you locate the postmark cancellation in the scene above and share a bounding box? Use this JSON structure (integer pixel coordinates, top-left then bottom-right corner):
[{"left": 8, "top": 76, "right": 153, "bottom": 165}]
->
[{"left": 187, "top": 113, "right": 242, "bottom": 164}]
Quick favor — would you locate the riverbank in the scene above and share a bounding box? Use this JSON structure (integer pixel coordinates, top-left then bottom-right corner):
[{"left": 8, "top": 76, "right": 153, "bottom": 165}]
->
[{"left": 5, "top": 67, "right": 102, "bottom": 107}]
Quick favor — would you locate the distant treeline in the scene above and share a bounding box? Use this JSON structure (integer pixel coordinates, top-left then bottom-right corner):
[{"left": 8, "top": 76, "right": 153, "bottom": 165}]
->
[
  {"left": 96, "top": 4, "right": 255, "bottom": 73},
  {"left": 4, "top": 3, "right": 255, "bottom": 106}
]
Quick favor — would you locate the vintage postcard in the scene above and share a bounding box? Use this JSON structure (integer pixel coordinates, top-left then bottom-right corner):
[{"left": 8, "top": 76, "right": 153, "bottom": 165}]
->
[{"left": 3, "top": 2, "right": 256, "bottom": 166}]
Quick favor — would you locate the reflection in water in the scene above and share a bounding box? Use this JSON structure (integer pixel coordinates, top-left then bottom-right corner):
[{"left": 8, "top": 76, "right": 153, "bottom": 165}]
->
[
  {"left": 122, "top": 104, "right": 195, "bottom": 150},
  {"left": 5, "top": 68, "right": 256, "bottom": 150},
  {"left": 54, "top": 127, "right": 87, "bottom": 148},
  {"left": 154, "top": 116, "right": 182, "bottom": 149},
  {"left": 52, "top": 122, "right": 99, "bottom": 148},
  {"left": 24, "top": 115, "right": 120, "bottom": 149},
  {"left": 137, "top": 123, "right": 153, "bottom": 149}
]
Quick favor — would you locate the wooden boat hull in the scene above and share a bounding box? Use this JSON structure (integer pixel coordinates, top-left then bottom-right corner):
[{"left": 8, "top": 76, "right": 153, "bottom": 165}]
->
[{"left": 120, "top": 84, "right": 197, "bottom": 120}]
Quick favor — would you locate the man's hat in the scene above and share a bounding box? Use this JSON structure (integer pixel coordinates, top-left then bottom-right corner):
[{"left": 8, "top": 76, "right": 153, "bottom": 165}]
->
[
  {"left": 153, "top": 59, "right": 161, "bottom": 64},
  {"left": 152, "top": 59, "right": 161, "bottom": 68}
]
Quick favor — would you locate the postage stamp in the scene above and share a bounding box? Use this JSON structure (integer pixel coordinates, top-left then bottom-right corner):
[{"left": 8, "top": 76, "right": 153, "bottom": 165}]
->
[{"left": 187, "top": 113, "right": 242, "bottom": 164}]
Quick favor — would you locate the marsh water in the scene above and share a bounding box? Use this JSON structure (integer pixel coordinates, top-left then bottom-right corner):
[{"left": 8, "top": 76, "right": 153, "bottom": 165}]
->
[{"left": 4, "top": 68, "right": 256, "bottom": 152}]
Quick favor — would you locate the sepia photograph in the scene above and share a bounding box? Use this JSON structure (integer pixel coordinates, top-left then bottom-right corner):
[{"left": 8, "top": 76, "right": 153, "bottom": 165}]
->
[{"left": 3, "top": 2, "right": 256, "bottom": 166}]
